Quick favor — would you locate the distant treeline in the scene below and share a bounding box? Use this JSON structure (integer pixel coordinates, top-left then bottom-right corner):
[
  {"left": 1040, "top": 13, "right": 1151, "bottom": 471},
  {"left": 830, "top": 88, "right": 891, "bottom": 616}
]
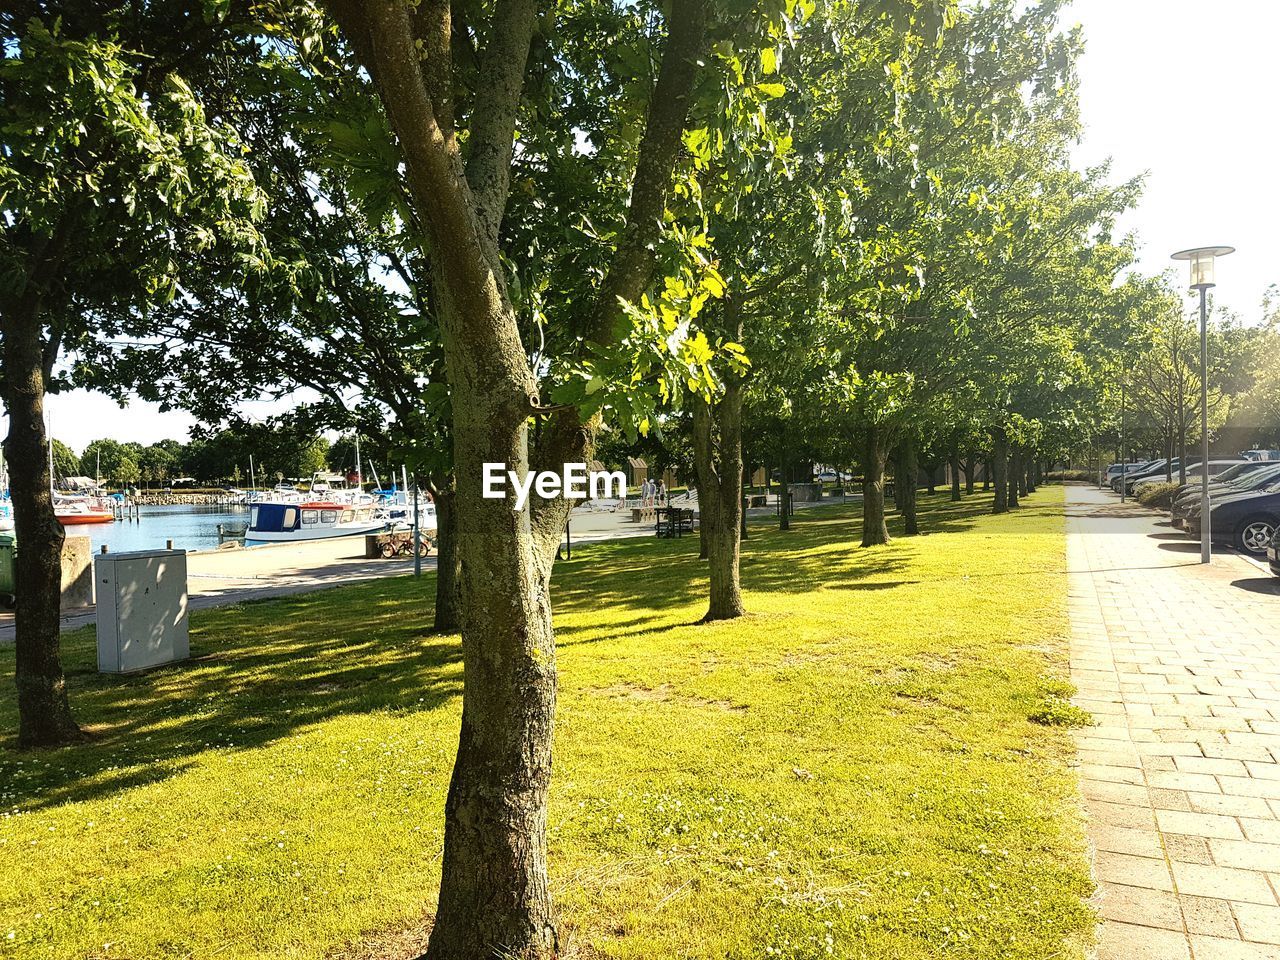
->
[{"left": 53, "top": 425, "right": 387, "bottom": 488}]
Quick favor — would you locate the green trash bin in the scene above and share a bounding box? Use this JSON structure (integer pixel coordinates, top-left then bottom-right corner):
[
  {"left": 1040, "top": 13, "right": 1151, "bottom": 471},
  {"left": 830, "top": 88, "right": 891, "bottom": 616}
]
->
[{"left": 0, "top": 533, "right": 15, "bottom": 608}]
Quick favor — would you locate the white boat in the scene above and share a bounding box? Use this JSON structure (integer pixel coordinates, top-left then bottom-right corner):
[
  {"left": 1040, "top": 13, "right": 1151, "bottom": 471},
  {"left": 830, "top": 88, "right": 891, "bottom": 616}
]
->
[
  {"left": 245, "top": 500, "right": 387, "bottom": 543},
  {"left": 0, "top": 499, "right": 13, "bottom": 533},
  {"left": 54, "top": 494, "right": 116, "bottom": 525}
]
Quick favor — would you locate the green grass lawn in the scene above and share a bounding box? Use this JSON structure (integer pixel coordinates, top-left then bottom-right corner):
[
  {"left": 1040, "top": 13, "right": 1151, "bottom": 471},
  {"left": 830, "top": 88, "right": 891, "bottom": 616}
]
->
[{"left": 0, "top": 488, "right": 1094, "bottom": 960}]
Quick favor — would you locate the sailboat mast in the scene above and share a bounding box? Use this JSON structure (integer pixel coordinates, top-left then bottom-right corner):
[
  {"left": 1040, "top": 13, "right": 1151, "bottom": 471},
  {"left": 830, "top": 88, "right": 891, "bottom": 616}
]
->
[
  {"left": 354, "top": 434, "right": 363, "bottom": 490},
  {"left": 249, "top": 454, "right": 256, "bottom": 495}
]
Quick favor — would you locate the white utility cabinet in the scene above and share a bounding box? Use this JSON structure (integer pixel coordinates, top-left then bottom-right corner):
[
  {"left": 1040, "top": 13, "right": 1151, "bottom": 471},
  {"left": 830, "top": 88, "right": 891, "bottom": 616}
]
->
[{"left": 95, "top": 549, "right": 189, "bottom": 673}]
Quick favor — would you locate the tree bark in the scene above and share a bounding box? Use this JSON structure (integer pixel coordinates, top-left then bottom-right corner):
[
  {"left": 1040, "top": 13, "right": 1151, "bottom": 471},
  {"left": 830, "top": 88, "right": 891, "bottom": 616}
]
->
[
  {"left": 991, "top": 430, "right": 1009, "bottom": 514},
  {"left": 1007, "top": 445, "right": 1021, "bottom": 509},
  {"left": 983, "top": 459, "right": 991, "bottom": 492},
  {"left": 963, "top": 456, "right": 975, "bottom": 495},
  {"left": 324, "top": 1, "right": 713, "bottom": 952},
  {"left": 3, "top": 304, "right": 82, "bottom": 748},
  {"left": 949, "top": 451, "right": 962, "bottom": 501},
  {"left": 899, "top": 435, "right": 918, "bottom": 535},
  {"left": 778, "top": 450, "right": 791, "bottom": 532},
  {"left": 431, "top": 482, "right": 461, "bottom": 633},
  {"left": 861, "top": 424, "right": 891, "bottom": 546},
  {"left": 691, "top": 376, "right": 745, "bottom": 622}
]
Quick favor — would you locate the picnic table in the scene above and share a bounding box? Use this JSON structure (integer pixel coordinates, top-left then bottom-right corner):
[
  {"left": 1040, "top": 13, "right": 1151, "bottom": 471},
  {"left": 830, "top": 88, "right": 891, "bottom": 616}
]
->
[{"left": 654, "top": 506, "right": 696, "bottom": 538}]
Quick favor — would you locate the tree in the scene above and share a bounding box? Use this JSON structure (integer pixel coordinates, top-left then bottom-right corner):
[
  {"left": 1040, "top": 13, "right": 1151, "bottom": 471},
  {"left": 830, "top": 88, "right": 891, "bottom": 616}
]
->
[
  {"left": 138, "top": 442, "right": 178, "bottom": 487},
  {"left": 49, "top": 439, "right": 78, "bottom": 481},
  {"left": 313, "top": 0, "right": 797, "bottom": 952},
  {"left": 0, "top": 18, "right": 265, "bottom": 747}
]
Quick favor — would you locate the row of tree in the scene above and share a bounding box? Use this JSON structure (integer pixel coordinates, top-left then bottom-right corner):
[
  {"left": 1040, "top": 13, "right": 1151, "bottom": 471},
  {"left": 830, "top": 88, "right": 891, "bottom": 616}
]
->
[
  {"left": 50, "top": 429, "right": 343, "bottom": 488},
  {"left": 4, "top": 0, "right": 1271, "bottom": 956},
  {"left": 1106, "top": 293, "right": 1280, "bottom": 482}
]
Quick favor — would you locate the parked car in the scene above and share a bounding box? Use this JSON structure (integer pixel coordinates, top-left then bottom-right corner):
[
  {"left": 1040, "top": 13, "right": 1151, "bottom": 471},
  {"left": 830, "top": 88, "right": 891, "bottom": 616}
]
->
[
  {"left": 1131, "top": 459, "right": 1246, "bottom": 495},
  {"left": 1105, "top": 460, "right": 1155, "bottom": 483},
  {"left": 1171, "top": 463, "right": 1280, "bottom": 528},
  {"left": 1184, "top": 487, "right": 1280, "bottom": 556},
  {"left": 1110, "top": 459, "right": 1161, "bottom": 492},
  {"left": 1115, "top": 459, "right": 1180, "bottom": 494}
]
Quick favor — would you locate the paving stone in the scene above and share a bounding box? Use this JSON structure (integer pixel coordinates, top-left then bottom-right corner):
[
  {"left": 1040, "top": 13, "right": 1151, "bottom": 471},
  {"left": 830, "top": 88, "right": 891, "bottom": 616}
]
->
[
  {"left": 1097, "top": 881, "right": 1183, "bottom": 930},
  {"left": 1157, "top": 810, "right": 1246, "bottom": 841},
  {"left": 1148, "top": 771, "right": 1222, "bottom": 793},
  {"left": 1165, "top": 834, "right": 1214, "bottom": 864},
  {"left": 1190, "top": 935, "right": 1280, "bottom": 959},
  {"left": 1234, "top": 903, "right": 1280, "bottom": 945},
  {"left": 1241, "top": 819, "right": 1280, "bottom": 845},
  {"left": 1170, "top": 862, "right": 1277, "bottom": 905},
  {"left": 1066, "top": 488, "right": 1280, "bottom": 957},
  {"left": 1208, "top": 839, "right": 1280, "bottom": 872},
  {"left": 1095, "top": 851, "right": 1175, "bottom": 891},
  {"left": 1098, "top": 921, "right": 1192, "bottom": 960},
  {"left": 1151, "top": 788, "right": 1193, "bottom": 811},
  {"left": 1082, "top": 763, "right": 1146, "bottom": 785},
  {"left": 1189, "top": 792, "right": 1276, "bottom": 819},
  {"left": 1178, "top": 756, "right": 1251, "bottom": 777},
  {"left": 1082, "top": 779, "right": 1151, "bottom": 806},
  {"left": 1182, "top": 895, "right": 1240, "bottom": 938},
  {"left": 1090, "top": 824, "right": 1166, "bottom": 859},
  {"left": 1087, "top": 798, "right": 1158, "bottom": 830}
]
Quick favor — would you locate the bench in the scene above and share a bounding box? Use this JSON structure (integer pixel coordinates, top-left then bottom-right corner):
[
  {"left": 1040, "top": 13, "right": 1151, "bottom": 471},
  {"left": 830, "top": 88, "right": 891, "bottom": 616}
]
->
[{"left": 655, "top": 506, "right": 696, "bottom": 538}]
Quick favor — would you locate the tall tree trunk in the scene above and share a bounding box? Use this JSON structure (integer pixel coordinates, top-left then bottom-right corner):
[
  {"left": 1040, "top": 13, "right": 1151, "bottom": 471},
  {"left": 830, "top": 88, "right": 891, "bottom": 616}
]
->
[
  {"left": 1008, "top": 446, "right": 1021, "bottom": 509},
  {"left": 692, "top": 375, "right": 745, "bottom": 622},
  {"left": 778, "top": 450, "right": 791, "bottom": 532},
  {"left": 899, "top": 435, "right": 919, "bottom": 535},
  {"left": 431, "top": 482, "right": 461, "bottom": 633},
  {"left": 3, "top": 305, "right": 81, "bottom": 748},
  {"left": 861, "top": 424, "right": 891, "bottom": 546},
  {"left": 991, "top": 430, "right": 1009, "bottom": 514},
  {"left": 983, "top": 459, "right": 992, "bottom": 492},
  {"left": 963, "top": 456, "right": 975, "bottom": 495},
  {"left": 892, "top": 446, "right": 906, "bottom": 512},
  {"left": 949, "top": 451, "right": 962, "bottom": 501},
  {"left": 327, "top": 1, "right": 714, "bottom": 952}
]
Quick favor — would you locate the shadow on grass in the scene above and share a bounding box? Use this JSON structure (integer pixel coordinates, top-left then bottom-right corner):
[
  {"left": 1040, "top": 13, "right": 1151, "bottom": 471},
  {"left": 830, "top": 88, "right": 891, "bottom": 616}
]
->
[
  {"left": 1, "top": 581, "right": 462, "bottom": 810},
  {"left": 0, "top": 488, "right": 1055, "bottom": 812}
]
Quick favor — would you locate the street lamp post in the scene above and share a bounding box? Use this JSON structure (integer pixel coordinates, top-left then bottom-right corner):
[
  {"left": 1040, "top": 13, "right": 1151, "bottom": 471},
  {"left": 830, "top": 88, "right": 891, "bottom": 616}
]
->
[
  {"left": 1120, "top": 376, "right": 1127, "bottom": 503},
  {"left": 1171, "top": 246, "right": 1234, "bottom": 564}
]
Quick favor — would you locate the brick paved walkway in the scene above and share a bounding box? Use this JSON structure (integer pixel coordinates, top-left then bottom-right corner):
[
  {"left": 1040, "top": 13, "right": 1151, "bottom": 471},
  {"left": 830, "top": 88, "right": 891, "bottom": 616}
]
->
[{"left": 1067, "top": 484, "right": 1280, "bottom": 959}]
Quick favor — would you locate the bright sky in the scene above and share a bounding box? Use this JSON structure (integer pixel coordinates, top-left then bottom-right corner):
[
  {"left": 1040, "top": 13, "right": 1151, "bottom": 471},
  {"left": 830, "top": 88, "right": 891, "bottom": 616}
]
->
[
  {"left": 1066, "top": 0, "right": 1278, "bottom": 324},
  {"left": 9, "top": 1, "right": 1278, "bottom": 455}
]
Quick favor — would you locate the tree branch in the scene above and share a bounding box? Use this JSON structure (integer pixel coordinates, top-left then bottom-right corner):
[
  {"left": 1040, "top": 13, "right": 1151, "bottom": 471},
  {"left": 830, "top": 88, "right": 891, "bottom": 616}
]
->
[{"left": 589, "top": 0, "right": 710, "bottom": 342}]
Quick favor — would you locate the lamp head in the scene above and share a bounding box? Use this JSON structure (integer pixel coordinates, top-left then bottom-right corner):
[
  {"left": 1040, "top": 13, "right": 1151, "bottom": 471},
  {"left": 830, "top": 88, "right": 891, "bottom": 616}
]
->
[{"left": 1171, "top": 246, "right": 1234, "bottom": 290}]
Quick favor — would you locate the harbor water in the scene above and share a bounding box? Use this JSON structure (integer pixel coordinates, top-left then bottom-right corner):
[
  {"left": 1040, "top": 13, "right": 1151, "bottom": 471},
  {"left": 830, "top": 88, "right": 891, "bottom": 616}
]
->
[{"left": 71, "top": 503, "right": 251, "bottom": 553}]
